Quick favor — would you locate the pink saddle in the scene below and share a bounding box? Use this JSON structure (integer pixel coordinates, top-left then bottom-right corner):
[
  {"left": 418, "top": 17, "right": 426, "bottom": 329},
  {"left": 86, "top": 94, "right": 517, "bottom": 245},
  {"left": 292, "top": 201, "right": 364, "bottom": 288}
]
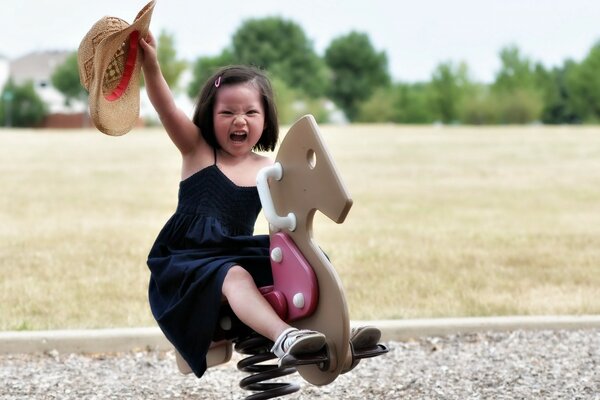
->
[
  {"left": 212, "top": 232, "right": 319, "bottom": 341},
  {"left": 261, "top": 232, "right": 319, "bottom": 322}
]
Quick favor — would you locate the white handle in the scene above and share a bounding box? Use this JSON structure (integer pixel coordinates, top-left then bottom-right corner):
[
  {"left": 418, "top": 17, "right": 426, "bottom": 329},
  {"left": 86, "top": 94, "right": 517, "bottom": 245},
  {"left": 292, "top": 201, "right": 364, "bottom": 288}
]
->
[{"left": 256, "top": 163, "right": 297, "bottom": 231}]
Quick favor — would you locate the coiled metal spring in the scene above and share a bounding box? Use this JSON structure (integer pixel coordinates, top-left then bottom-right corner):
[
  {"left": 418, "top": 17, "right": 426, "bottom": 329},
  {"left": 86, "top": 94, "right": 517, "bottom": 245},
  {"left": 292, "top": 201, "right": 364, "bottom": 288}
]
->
[{"left": 235, "top": 333, "right": 300, "bottom": 400}]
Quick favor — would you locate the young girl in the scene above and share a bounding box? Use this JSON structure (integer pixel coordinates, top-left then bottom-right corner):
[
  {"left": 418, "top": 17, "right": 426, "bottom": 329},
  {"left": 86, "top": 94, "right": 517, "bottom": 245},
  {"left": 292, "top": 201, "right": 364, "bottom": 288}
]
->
[{"left": 140, "top": 33, "right": 327, "bottom": 378}]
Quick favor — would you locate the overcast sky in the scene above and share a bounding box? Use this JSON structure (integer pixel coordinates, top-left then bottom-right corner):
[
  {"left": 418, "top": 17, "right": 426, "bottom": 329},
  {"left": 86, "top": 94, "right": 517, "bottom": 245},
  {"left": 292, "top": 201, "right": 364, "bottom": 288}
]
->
[{"left": 2, "top": 0, "right": 600, "bottom": 83}]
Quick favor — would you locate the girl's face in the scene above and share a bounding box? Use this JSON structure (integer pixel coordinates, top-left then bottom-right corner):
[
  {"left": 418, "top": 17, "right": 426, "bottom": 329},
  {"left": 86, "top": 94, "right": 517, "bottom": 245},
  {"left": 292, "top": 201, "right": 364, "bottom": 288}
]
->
[{"left": 213, "top": 82, "right": 265, "bottom": 158}]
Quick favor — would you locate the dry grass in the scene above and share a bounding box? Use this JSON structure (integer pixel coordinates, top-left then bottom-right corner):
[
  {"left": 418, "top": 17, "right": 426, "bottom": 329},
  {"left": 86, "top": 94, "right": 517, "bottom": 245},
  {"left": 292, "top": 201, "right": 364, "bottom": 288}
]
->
[{"left": 2, "top": 125, "right": 600, "bottom": 330}]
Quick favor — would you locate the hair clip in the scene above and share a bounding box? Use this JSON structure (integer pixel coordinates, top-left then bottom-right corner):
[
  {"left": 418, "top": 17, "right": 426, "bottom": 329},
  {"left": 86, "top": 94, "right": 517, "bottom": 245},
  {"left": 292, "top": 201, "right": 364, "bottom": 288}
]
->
[{"left": 214, "top": 76, "right": 222, "bottom": 88}]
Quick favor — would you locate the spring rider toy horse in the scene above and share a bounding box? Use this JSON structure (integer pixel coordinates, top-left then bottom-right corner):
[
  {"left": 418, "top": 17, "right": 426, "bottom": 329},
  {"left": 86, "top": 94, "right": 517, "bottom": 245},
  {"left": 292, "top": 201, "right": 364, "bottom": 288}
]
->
[{"left": 175, "top": 115, "right": 388, "bottom": 399}]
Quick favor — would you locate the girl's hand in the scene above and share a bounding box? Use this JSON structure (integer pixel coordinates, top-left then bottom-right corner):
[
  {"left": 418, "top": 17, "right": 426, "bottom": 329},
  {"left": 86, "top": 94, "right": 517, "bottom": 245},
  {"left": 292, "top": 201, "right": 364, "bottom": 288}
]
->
[{"left": 140, "top": 31, "right": 158, "bottom": 70}]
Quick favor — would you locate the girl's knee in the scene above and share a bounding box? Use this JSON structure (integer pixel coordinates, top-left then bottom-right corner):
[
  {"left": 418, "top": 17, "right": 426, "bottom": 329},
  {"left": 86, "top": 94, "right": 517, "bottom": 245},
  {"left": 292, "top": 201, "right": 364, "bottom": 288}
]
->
[
  {"left": 223, "top": 265, "right": 253, "bottom": 294},
  {"left": 226, "top": 265, "right": 251, "bottom": 281}
]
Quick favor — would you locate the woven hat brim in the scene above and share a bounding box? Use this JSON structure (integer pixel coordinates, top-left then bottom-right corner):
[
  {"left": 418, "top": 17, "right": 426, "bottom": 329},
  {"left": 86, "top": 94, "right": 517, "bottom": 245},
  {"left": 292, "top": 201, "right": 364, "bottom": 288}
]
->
[{"left": 87, "top": 1, "right": 155, "bottom": 136}]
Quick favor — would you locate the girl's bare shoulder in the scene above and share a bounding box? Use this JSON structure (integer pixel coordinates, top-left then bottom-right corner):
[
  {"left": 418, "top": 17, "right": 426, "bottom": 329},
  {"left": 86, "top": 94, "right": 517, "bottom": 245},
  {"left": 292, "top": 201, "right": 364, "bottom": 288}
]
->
[{"left": 253, "top": 152, "right": 274, "bottom": 167}]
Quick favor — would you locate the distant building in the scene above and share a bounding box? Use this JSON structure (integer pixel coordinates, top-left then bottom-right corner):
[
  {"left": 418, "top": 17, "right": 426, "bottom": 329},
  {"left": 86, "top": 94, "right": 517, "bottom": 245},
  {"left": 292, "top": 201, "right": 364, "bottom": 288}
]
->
[
  {"left": 8, "top": 50, "right": 86, "bottom": 115},
  {"left": 10, "top": 51, "right": 69, "bottom": 86}
]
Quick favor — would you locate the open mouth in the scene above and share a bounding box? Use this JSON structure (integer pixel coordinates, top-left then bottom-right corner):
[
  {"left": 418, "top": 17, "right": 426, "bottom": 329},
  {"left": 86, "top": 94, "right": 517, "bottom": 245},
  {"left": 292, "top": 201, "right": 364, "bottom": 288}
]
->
[{"left": 230, "top": 131, "right": 248, "bottom": 142}]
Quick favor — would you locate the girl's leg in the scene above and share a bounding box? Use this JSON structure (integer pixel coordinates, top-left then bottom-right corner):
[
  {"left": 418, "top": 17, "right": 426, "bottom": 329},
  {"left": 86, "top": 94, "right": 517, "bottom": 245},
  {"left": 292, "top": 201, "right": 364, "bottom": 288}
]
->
[
  {"left": 222, "top": 265, "right": 326, "bottom": 360},
  {"left": 222, "top": 265, "right": 378, "bottom": 366},
  {"left": 222, "top": 265, "right": 290, "bottom": 342}
]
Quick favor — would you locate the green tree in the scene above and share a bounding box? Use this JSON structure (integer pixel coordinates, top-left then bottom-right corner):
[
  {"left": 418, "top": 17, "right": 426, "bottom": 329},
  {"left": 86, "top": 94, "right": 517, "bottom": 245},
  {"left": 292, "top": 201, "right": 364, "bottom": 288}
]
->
[
  {"left": 429, "top": 61, "right": 473, "bottom": 123},
  {"left": 324, "top": 31, "right": 390, "bottom": 121},
  {"left": 495, "top": 89, "right": 544, "bottom": 124},
  {"left": 535, "top": 62, "right": 580, "bottom": 124},
  {"left": 51, "top": 52, "right": 87, "bottom": 105},
  {"left": 460, "top": 85, "right": 498, "bottom": 125},
  {"left": 493, "top": 45, "right": 538, "bottom": 93},
  {"left": 491, "top": 45, "right": 543, "bottom": 123},
  {"left": 231, "top": 17, "right": 329, "bottom": 98},
  {"left": 565, "top": 41, "right": 600, "bottom": 122},
  {"left": 356, "top": 87, "right": 398, "bottom": 123},
  {"left": 0, "top": 79, "right": 47, "bottom": 127},
  {"left": 395, "top": 83, "right": 436, "bottom": 124},
  {"left": 357, "top": 82, "right": 435, "bottom": 124},
  {"left": 156, "top": 30, "right": 188, "bottom": 90}
]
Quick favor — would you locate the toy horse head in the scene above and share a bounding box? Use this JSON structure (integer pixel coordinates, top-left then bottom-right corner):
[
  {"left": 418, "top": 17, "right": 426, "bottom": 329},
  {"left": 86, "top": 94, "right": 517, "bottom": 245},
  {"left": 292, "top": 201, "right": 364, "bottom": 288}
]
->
[{"left": 262, "top": 115, "right": 353, "bottom": 239}]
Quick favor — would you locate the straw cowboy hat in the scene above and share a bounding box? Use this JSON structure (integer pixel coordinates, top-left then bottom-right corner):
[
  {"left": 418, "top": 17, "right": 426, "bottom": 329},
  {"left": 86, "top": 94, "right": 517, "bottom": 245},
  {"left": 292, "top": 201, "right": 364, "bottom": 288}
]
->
[{"left": 78, "top": 1, "right": 156, "bottom": 135}]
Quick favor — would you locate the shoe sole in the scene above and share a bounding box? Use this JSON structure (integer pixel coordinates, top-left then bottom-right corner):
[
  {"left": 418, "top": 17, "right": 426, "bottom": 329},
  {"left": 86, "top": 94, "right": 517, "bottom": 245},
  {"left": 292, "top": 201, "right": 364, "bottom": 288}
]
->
[
  {"left": 287, "top": 334, "right": 326, "bottom": 356},
  {"left": 350, "top": 326, "right": 381, "bottom": 350}
]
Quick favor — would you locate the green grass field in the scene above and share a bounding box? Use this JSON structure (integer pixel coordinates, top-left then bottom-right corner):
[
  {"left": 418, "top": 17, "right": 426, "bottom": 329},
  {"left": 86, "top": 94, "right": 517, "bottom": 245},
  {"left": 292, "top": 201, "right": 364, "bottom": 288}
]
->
[{"left": 1, "top": 124, "right": 600, "bottom": 331}]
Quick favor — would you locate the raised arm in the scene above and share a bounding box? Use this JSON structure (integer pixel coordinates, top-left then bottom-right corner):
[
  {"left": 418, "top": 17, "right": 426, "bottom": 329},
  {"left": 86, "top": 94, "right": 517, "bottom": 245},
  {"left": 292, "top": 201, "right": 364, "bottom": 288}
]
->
[{"left": 140, "top": 32, "right": 203, "bottom": 155}]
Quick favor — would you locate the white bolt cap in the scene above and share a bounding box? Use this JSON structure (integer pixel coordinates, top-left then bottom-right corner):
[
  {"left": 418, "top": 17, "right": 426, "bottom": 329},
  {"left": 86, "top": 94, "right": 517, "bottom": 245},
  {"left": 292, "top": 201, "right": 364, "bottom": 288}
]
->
[
  {"left": 271, "top": 247, "right": 283, "bottom": 263},
  {"left": 293, "top": 293, "right": 305, "bottom": 309}
]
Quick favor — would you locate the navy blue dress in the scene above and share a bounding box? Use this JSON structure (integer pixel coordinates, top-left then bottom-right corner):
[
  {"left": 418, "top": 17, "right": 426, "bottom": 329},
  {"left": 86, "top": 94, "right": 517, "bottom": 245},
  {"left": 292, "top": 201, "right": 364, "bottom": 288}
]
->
[{"left": 147, "top": 155, "right": 272, "bottom": 378}]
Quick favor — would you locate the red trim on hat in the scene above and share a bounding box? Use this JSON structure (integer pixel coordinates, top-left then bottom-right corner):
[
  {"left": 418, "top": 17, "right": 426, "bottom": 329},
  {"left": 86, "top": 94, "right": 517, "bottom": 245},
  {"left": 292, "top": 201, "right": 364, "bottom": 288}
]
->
[{"left": 105, "top": 31, "right": 140, "bottom": 101}]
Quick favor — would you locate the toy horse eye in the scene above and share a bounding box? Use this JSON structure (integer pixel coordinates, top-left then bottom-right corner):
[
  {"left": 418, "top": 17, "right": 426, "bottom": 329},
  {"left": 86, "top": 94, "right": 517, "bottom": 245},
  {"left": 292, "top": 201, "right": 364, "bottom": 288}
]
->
[{"left": 307, "top": 149, "right": 317, "bottom": 170}]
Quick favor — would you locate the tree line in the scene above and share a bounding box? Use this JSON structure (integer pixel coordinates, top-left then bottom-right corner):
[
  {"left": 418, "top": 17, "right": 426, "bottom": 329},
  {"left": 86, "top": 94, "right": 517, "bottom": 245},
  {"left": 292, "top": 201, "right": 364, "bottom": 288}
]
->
[{"left": 2, "top": 16, "right": 600, "bottom": 127}]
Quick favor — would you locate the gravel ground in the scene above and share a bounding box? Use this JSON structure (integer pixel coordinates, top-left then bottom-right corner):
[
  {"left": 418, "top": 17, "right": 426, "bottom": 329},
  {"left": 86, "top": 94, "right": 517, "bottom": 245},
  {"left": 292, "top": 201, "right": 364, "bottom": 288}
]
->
[{"left": 1, "top": 329, "right": 599, "bottom": 399}]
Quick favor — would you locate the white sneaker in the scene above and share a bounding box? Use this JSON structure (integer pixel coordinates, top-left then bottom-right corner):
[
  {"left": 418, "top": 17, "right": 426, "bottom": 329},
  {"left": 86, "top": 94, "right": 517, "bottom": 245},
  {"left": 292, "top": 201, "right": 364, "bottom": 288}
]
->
[{"left": 271, "top": 328, "right": 327, "bottom": 361}]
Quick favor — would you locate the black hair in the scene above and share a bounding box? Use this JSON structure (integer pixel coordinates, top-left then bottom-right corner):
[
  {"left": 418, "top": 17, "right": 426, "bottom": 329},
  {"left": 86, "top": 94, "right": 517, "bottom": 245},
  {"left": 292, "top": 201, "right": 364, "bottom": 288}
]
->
[{"left": 192, "top": 65, "right": 279, "bottom": 152}]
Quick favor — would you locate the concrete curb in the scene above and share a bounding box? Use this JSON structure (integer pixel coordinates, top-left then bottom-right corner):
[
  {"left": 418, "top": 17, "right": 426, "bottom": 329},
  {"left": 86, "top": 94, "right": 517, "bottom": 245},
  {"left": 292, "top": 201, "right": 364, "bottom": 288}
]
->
[
  {"left": 0, "top": 327, "right": 169, "bottom": 355},
  {"left": 1, "top": 316, "right": 599, "bottom": 355},
  {"left": 356, "top": 315, "right": 600, "bottom": 341}
]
